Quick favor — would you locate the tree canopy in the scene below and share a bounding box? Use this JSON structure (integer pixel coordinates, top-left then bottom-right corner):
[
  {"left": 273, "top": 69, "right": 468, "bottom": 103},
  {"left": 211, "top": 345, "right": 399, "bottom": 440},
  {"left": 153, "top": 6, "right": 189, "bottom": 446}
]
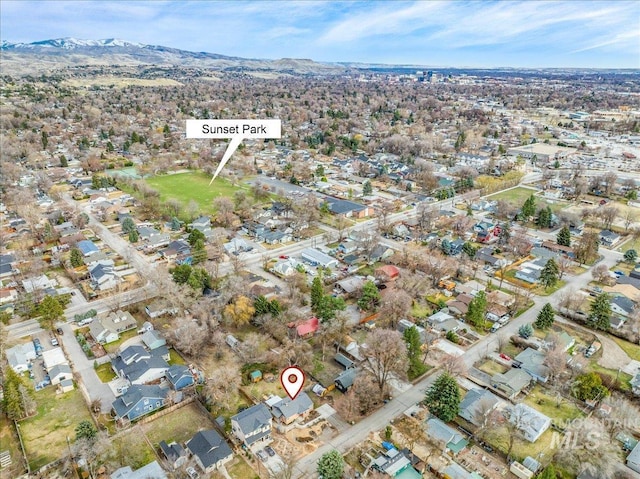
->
[
  {"left": 534, "top": 303, "right": 555, "bottom": 329},
  {"left": 425, "top": 372, "right": 461, "bottom": 422},
  {"left": 539, "top": 258, "right": 559, "bottom": 289},
  {"left": 317, "top": 450, "right": 344, "bottom": 479},
  {"left": 588, "top": 292, "right": 611, "bottom": 331},
  {"left": 556, "top": 226, "right": 571, "bottom": 247}
]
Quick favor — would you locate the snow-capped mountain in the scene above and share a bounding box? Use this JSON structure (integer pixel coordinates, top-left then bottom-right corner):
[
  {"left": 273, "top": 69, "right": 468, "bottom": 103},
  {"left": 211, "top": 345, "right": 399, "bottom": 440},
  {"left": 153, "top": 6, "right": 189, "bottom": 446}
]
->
[{"left": 2, "top": 37, "right": 144, "bottom": 49}]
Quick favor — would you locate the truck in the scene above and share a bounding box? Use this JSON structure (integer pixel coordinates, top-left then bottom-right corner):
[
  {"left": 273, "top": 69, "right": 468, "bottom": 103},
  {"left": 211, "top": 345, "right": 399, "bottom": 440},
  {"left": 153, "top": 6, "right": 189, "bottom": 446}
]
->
[{"left": 585, "top": 340, "right": 601, "bottom": 358}]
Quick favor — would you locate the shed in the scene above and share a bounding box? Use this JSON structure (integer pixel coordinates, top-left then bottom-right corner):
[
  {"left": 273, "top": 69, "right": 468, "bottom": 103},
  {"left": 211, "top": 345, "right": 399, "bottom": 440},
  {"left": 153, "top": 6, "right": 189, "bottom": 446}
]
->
[
  {"left": 59, "top": 379, "right": 74, "bottom": 393},
  {"left": 250, "top": 370, "right": 263, "bottom": 383}
]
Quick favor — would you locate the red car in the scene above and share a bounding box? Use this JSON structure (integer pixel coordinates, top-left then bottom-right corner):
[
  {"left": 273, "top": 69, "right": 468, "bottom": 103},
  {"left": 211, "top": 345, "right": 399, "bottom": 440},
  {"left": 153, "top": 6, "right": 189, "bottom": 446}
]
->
[
  {"left": 499, "top": 353, "right": 511, "bottom": 361},
  {"left": 279, "top": 255, "right": 289, "bottom": 259}
]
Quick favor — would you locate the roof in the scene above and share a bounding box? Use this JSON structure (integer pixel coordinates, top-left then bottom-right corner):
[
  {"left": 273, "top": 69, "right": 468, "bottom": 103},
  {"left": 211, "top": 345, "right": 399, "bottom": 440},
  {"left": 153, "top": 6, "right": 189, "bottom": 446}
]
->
[
  {"left": 271, "top": 392, "right": 313, "bottom": 420},
  {"left": 514, "top": 347, "right": 550, "bottom": 380},
  {"left": 335, "top": 368, "right": 358, "bottom": 389},
  {"left": 337, "top": 276, "right": 365, "bottom": 294},
  {"left": 459, "top": 389, "right": 501, "bottom": 426},
  {"left": 232, "top": 403, "right": 271, "bottom": 435},
  {"left": 492, "top": 368, "right": 532, "bottom": 396},
  {"left": 628, "top": 441, "right": 640, "bottom": 468},
  {"left": 377, "top": 264, "right": 400, "bottom": 278},
  {"left": 111, "top": 385, "right": 168, "bottom": 419},
  {"left": 300, "top": 247, "right": 337, "bottom": 266},
  {"left": 186, "top": 429, "right": 233, "bottom": 469},
  {"left": 110, "top": 460, "right": 167, "bottom": 479},
  {"left": 166, "top": 365, "right": 193, "bottom": 389},
  {"left": 77, "top": 239, "right": 99, "bottom": 256},
  {"left": 159, "top": 440, "right": 186, "bottom": 462},
  {"left": 294, "top": 317, "right": 319, "bottom": 337},
  {"left": 425, "top": 417, "right": 462, "bottom": 445},
  {"left": 141, "top": 329, "right": 166, "bottom": 348},
  {"left": 508, "top": 403, "right": 551, "bottom": 439},
  {"left": 49, "top": 363, "right": 72, "bottom": 379},
  {"left": 611, "top": 295, "right": 635, "bottom": 314},
  {"left": 324, "top": 197, "right": 367, "bottom": 214}
]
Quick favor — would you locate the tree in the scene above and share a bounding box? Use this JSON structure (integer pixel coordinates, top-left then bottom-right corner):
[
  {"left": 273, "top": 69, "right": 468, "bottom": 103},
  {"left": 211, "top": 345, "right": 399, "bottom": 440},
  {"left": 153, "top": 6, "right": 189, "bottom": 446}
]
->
[
  {"left": 534, "top": 303, "right": 555, "bottom": 329},
  {"left": 362, "top": 180, "right": 372, "bottom": 196},
  {"left": 224, "top": 295, "right": 255, "bottom": 326},
  {"left": 310, "top": 276, "right": 324, "bottom": 310},
  {"left": 462, "top": 241, "right": 477, "bottom": 258},
  {"left": 38, "top": 295, "right": 64, "bottom": 330},
  {"left": 518, "top": 323, "right": 533, "bottom": 339},
  {"left": 404, "top": 326, "right": 426, "bottom": 379},
  {"left": 536, "top": 464, "right": 556, "bottom": 479},
  {"left": 624, "top": 249, "right": 638, "bottom": 263},
  {"left": 591, "top": 263, "right": 610, "bottom": 283},
  {"left": 378, "top": 289, "right": 412, "bottom": 329},
  {"left": 574, "top": 231, "right": 599, "bottom": 265},
  {"left": 498, "top": 222, "right": 511, "bottom": 245},
  {"left": 572, "top": 372, "right": 609, "bottom": 401},
  {"left": 317, "top": 450, "right": 344, "bottom": 479},
  {"left": 70, "top": 248, "right": 83, "bottom": 267},
  {"left": 2, "top": 367, "right": 34, "bottom": 419},
  {"left": 362, "top": 329, "right": 408, "bottom": 399},
  {"left": 191, "top": 238, "right": 207, "bottom": 264},
  {"left": 425, "top": 372, "right": 460, "bottom": 422},
  {"left": 187, "top": 228, "right": 206, "bottom": 246},
  {"left": 588, "top": 292, "right": 611, "bottom": 331},
  {"left": 521, "top": 194, "right": 536, "bottom": 219},
  {"left": 556, "top": 226, "right": 571, "bottom": 247},
  {"left": 539, "top": 258, "right": 559, "bottom": 289},
  {"left": 536, "top": 206, "right": 552, "bottom": 228},
  {"left": 75, "top": 420, "right": 97, "bottom": 441},
  {"left": 358, "top": 280, "right": 381, "bottom": 311},
  {"left": 121, "top": 217, "right": 135, "bottom": 235},
  {"left": 128, "top": 229, "right": 139, "bottom": 243},
  {"left": 465, "top": 290, "right": 487, "bottom": 328}
]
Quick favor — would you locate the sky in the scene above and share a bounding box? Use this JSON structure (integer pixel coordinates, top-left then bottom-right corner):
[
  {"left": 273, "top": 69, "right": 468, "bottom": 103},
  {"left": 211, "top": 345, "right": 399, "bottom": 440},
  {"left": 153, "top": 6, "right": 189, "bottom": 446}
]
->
[{"left": 2, "top": 0, "right": 639, "bottom": 68}]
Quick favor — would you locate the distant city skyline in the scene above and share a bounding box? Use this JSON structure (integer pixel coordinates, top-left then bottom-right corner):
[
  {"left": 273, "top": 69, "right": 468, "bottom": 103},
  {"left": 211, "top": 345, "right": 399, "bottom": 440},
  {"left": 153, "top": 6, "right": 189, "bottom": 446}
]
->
[{"left": 2, "top": 0, "right": 639, "bottom": 68}]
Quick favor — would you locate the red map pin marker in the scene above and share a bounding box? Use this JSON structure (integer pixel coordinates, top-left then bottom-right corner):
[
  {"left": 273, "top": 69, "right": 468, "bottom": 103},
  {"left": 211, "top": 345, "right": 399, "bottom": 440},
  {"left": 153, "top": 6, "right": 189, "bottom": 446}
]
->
[{"left": 280, "top": 366, "right": 305, "bottom": 400}]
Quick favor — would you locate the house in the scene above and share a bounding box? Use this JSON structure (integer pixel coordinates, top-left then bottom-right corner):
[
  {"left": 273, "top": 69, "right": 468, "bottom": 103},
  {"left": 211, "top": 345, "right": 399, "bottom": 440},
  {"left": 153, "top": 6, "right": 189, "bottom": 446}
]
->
[
  {"left": 222, "top": 238, "right": 251, "bottom": 256},
  {"left": 375, "top": 264, "right": 400, "bottom": 281},
  {"left": 6, "top": 342, "right": 37, "bottom": 373},
  {"left": 89, "top": 320, "right": 119, "bottom": 344},
  {"left": 338, "top": 240, "right": 359, "bottom": 255},
  {"left": 161, "top": 240, "right": 191, "bottom": 263},
  {"left": 110, "top": 460, "right": 167, "bottom": 479},
  {"left": 145, "top": 301, "right": 177, "bottom": 318},
  {"left": 514, "top": 348, "right": 550, "bottom": 383},
  {"left": 186, "top": 429, "right": 233, "bottom": 473},
  {"left": 543, "top": 331, "right": 575, "bottom": 352},
  {"left": 441, "top": 463, "right": 482, "bottom": 479},
  {"left": 59, "top": 379, "right": 74, "bottom": 393},
  {"left": 541, "top": 241, "right": 574, "bottom": 258},
  {"left": 475, "top": 247, "right": 507, "bottom": 268},
  {"left": 300, "top": 248, "right": 338, "bottom": 269},
  {"left": 507, "top": 403, "right": 551, "bottom": 443},
  {"left": 165, "top": 365, "right": 194, "bottom": 391},
  {"left": 0, "top": 288, "right": 19, "bottom": 304},
  {"left": 270, "top": 392, "right": 314, "bottom": 424},
  {"left": 42, "top": 347, "right": 68, "bottom": 371},
  {"left": 458, "top": 389, "right": 501, "bottom": 427},
  {"left": 141, "top": 330, "right": 166, "bottom": 350},
  {"left": 77, "top": 239, "right": 100, "bottom": 257},
  {"left": 288, "top": 317, "right": 319, "bottom": 338},
  {"left": 485, "top": 304, "right": 510, "bottom": 323},
  {"left": 48, "top": 364, "right": 73, "bottom": 385},
  {"left": 491, "top": 368, "right": 532, "bottom": 399},
  {"left": 272, "top": 258, "right": 301, "bottom": 277},
  {"left": 111, "top": 385, "right": 168, "bottom": 422},
  {"left": 89, "top": 261, "right": 118, "bottom": 291},
  {"left": 335, "top": 368, "right": 358, "bottom": 392},
  {"left": 22, "top": 274, "right": 56, "bottom": 293},
  {"left": 334, "top": 353, "right": 355, "bottom": 370},
  {"left": 0, "top": 253, "right": 15, "bottom": 278},
  {"left": 599, "top": 229, "right": 620, "bottom": 247},
  {"left": 90, "top": 310, "right": 137, "bottom": 344},
  {"left": 628, "top": 441, "right": 640, "bottom": 473},
  {"left": 372, "top": 447, "right": 420, "bottom": 478},
  {"left": 611, "top": 296, "right": 635, "bottom": 317},
  {"left": 424, "top": 417, "right": 468, "bottom": 455},
  {"left": 231, "top": 403, "right": 272, "bottom": 448},
  {"left": 336, "top": 276, "right": 366, "bottom": 295},
  {"left": 323, "top": 197, "right": 372, "bottom": 218},
  {"left": 515, "top": 257, "right": 548, "bottom": 284},
  {"left": 370, "top": 244, "right": 395, "bottom": 263},
  {"left": 159, "top": 440, "right": 187, "bottom": 470},
  {"left": 112, "top": 346, "right": 169, "bottom": 385}
]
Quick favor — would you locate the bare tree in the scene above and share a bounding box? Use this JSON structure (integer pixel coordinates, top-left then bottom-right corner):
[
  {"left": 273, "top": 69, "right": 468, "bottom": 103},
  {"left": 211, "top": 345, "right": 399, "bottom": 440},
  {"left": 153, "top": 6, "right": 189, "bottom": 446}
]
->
[
  {"left": 169, "top": 317, "right": 209, "bottom": 357},
  {"left": 544, "top": 340, "right": 568, "bottom": 384},
  {"left": 204, "top": 361, "right": 242, "bottom": 412},
  {"left": 592, "top": 263, "right": 611, "bottom": 283},
  {"left": 440, "top": 354, "right": 468, "bottom": 378},
  {"left": 362, "top": 329, "right": 408, "bottom": 399},
  {"left": 378, "top": 289, "right": 412, "bottom": 329},
  {"left": 557, "top": 255, "right": 573, "bottom": 280}
]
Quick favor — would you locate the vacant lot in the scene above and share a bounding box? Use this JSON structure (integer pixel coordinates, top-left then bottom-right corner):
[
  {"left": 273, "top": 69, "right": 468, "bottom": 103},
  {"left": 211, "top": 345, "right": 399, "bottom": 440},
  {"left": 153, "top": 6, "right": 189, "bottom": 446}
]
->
[
  {"left": 486, "top": 426, "right": 556, "bottom": 464},
  {"left": 146, "top": 171, "right": 250, "bottom": 216},
  {"left": 20, "top": 387, "right": 92, "bottom": 470},
  {"left": 524, "top": 385, "right": 584, "bottom": 423},
  {"left": 487, "top": 186, "right": 538, "bottom": 204},
  {"left": 142, "top": 402, "right": 215, "bottom": 447}
]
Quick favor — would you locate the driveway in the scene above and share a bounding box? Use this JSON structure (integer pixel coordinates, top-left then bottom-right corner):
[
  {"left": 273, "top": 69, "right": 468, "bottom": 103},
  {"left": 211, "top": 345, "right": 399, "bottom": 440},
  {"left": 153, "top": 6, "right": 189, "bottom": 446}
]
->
[{"left": 59, "top": 322, "right": 116, "bottom": 413}]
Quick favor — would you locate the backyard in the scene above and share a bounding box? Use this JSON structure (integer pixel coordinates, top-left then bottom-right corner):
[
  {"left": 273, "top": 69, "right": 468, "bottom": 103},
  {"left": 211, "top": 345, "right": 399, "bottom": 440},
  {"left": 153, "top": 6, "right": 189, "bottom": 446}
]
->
[
  {"left": 0, "top": 414, "right": 26, "bottom": 479},
  {"left": 141, "top": 402, "right": 215, "bottom": 447},
  {"left": 524, "top": 385, "right": 585, "bottom": 423},
  {"left": 19, "top": 387, "right": 93, "bottom": 470}
]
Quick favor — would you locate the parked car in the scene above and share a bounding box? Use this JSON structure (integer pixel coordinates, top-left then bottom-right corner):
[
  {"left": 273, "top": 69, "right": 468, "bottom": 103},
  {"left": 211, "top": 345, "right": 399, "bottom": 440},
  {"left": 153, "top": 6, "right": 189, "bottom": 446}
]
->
[
  {"left": 265, "top": 446, "right": 276, "bottom": 457},
  {"left": 279, "top": 255, "right": 289, "bottom": 259},
  {"left": 56, "top": 327, "right": 64, "bottom": 335},
  {"left": 50, "top": 337, "right": 59, "bottom": 346},
  {"left": 499, "top": 353, "right": 511, "bottom": 361},
  {"left": 186, "top": 467, "right": 199, "bottom": 479},
  {"left": 256, "top": 449, "right": 268, "bottom": 462}
]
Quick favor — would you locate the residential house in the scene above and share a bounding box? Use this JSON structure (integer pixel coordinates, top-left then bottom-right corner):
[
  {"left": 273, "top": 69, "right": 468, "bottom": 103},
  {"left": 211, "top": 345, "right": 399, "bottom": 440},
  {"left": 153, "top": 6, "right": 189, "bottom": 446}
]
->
[
  {"left": 110, "top": 461, "right": 167, "bottom": 479},
  {"left": 190, "top": 216, "right": 214, "bottom": 240},
  {"left": 272, "top": 258, "right": 301, "bottom": 277},
  {"left": 0, "top": 288, "right": 18, "bottom": 304},
  {"left": 334, "top": 353, "right": 355, "bottom": 370},
  {"left": 111, "top": 385, "right": 168, "bottom": 422},
  {"left": 77, "top": 239, "right": 100, "bottom": 257},
  {"left": 370, "top": 244, "right": 395, "bottom": 263},
  {"left": 22, "top": 274, "right": 56, "bottom": 293},
  {"left": 458, "top": 389, "right": 501, "bottom": 427},
  {"left": 599, "top": 229, "right": 620, "bottom": 247},
  {"left": 145, "top": 301, "right": 178, "bottom": 318},
  {"left": 336, "top": 276, "right": 365, "bottom": 296},
  {"left": 491, "top": 368, "right": 532, "bottom": 399},
  {"left": 375, "top": 265, "right": 400, "bottom": 282},
  {"left": 323, "top": 197, "right": 372, "bottom": 218},
  {"left": 112, "top": 345, "right": 169, "bottom": 385},
  {"left": 515, "top": 257, "right": 548, "bottom": 284},
  {"left": 514, "top": 348, "right": 550, "bottom": 383},
  {"left": 424, "top": 417, "right": 468, "bottom": 455},
  {"left": 90, "top": 310, "right": 137, "bottom": 344},
  {"left": 447, "top": 294, "right": 473, "bottom": 317},
  {"left": 141, "top": 330, "right": 166, "bottom": 350},
  {"left": 441, "top": 463, "right": 482, "bottom": 479},
  {"left": 231, "top": 403, "right": 272, "bottom": 448},
  {"left": 475, "top": 221, "right": 500, "bottom": 244},
  {"left": 335, "top": 368, "right": 358, "bottom": 392},
  {"left": 269, "top": 392, "right": 314, "bottom": 424},
  {"left": 42, "top": 347, "right": 68, "bottom": 371},
  {"left": 89, "top": 261, "right": 118, "bottom": 291},
  {"left": 543, "top": 332, "right": 575, "bottom": 352},
  {"left": 165, "top": 365, "right": 194, "bottom": 391},
  {"left": 338, "top": 240, "right": 359, "bottom": 255},
  {"left": 541, "top": 241, "right": 574, "bottom": 258},
  {"left": 300, "top": 248, "right": 339, "bottom": 269},
  {"left": 159, "top": 440, "right": 187, "bottom": 470},
  {"left": 222, "top": 238, "right": 252, "bottom": 256},
  {"left": 161, "top": 240, "right": 191, "bottom": 263},
  {"left": 485, "top": 304, "right": 510, "bottom": 324},
  {"left": 0, "top": 253, "right": 15, "bottom": 278},
  {"left": 5, "top": 342, "right": 36, "bottom": 373},
  {"left": 508, "top": 403, "right": 551, "bottom": 442},
  {"left": 49, "top": 364, "right": 73, "bottom": 385},
  {"left": 611, "top": 296, "right": 635, "bottom": 317},
  {"left": 372, "top": 447, "right": 420, "bottom": 478},
  {"left": 288, "top": 317, "right": 319, "bottom": 338},
  {"left": 186, "top": 430, "right": 234, "bottom": 473}
]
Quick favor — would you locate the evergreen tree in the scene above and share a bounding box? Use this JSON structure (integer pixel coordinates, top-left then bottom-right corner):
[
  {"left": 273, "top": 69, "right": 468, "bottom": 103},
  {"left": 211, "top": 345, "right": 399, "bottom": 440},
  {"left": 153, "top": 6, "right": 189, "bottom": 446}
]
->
[
  {"left": 60, "top": 154, "right": 68, "bottom": 167},
  {"left": 404, "top": 326, "right": 426, "bottom": 379},
  {"left": 522, "top": 195, "right": 536, "bottom": 218},
  {"left": 169, "top": 217, "right": 181, "bottom": 231},
  {"left": 363, "top": 180, "right": 373, "bottom": 196},
  {"left": 310, "top": 276, "right": 324, "bottom": 310},
  {"left": 462, "top": 242, "right": 477, "bottom": 259},
  {"left": 425, "top": 372, "right": 461, "bottom": 422},
  {"left": 191, "top": 238, "right": 207, "bottom": 264},
  {"left": 187, "top": 228, "right": 205, "bottom": 246},
  {"left": 536, "top": 206, "right": 552, "bottom": 228},
  {"left": 534, "top": 303, "right": 555, "bottom": 329},
  {"left": 624, "top": 249, "right": 638, "bottom": 263},
  {"left": 465, "top": 290, "right": 487, "bottom": 328},
  {"left": 498, "top": 222, "right": 511, "bottom": 245},
  {"left": 75, "top": 420, "right": 97, "bottom": 441},
  {"left": 128, "top": 229, "right": 139, "bottom": 243},
  {"left": 317, "top": 450, "right": 344, "bottom": 479},
  {"left": 70, "top": 248, "right": 83, "bottom": 268},
  {"left": 539, "top": 258, "right": 559, "bottom": 289},
  {"left": 358, "top": 280, "right": 381, "bottom": 311},
  {"left": 536, "top": 464, "right": 557, "bottom": 479},
  {"left": 556, "top": 226, "right": 571, "bottom": 247},
  {"left": 518, "top": 323, "right": 533, "bottom": 339},
  {"left": 588, "top": 292, "right": 611, "bottom": 331},
  {"left": 121, "top": 217, "right": 136, "bottom": 235},
  {"left": 38, "top": 295, "right": 64, "bottom": 331}
]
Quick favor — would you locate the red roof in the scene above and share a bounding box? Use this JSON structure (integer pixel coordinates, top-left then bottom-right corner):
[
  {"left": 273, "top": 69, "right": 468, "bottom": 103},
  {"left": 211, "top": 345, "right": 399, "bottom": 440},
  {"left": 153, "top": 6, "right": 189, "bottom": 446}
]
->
[
  {"left": 377, "top": 265, "right": 400, "bottom": 279},
  {"left": 296, "top": 317, "right": 319, "bottom": 337}
]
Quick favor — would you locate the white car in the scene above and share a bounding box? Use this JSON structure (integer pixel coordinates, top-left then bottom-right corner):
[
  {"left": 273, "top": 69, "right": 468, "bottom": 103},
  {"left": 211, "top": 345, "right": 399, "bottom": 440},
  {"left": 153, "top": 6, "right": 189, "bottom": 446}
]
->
[{"left": 186, "top": 467, "right": 199, "bottom": 479}]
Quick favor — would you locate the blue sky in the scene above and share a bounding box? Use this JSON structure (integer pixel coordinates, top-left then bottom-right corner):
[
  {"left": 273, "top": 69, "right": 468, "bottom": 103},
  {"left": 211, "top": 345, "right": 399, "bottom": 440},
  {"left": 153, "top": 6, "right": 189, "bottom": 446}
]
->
[{"left": 2, "top": 1, "right": 639, "bottom": 68}]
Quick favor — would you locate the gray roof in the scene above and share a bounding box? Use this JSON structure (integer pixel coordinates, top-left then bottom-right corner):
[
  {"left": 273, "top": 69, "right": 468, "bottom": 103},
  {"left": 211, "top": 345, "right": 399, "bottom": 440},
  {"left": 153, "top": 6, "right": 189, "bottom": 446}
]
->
[
  {"left": 425, "top": 417, "right": 463, "bottom": 445},
  {"left": 459, "top": 389, "right": 500, "bottom": 426},
  {"left": 232, "top": 403, "right": 271, "bottom": 435},
  {"left": 612, "top": 295, "right": 635, "bottom": 314},
  {"left": 111, "top": 460, "right": 167, "bottom": 479},
  {"left": 514, "top": 347, "right": 550, "bottom": 381},
  {"left": 159, "top": 440, "right": 186, "bottom": 462},
  {"left": 49, "top": 363, "right": 72, "bottom": 379},
  {"left": 335, "top": 368, "right": 358, "bottom": 390},
  {"left": 271, "top": 392, "right": 313, "bottom": 420},
  {"left": 186, "top": 429, "right": 233, "bottom": 469},
  {"left": 492, "top": 368, "right": 532, "bottom": 396},
  {"left": 141, "top": 330, "right": 166, "bottom": 349},
  {"left": 112, "top": 385, "right": 168, "bottom": 419}
]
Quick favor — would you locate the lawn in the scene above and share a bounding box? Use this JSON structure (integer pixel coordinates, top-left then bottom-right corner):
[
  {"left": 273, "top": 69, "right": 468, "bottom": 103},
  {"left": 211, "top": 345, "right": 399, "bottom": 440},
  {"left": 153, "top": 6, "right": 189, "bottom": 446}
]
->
[
  {"left": 225, "top": 456, "right": 260, "bottom": 479},
  {"left": 104, "top": 329, "right": 139, "bottom": 354},
  {"left": 524, "top": 385, "right": 584, "bottom": 423},
  {"left": 0, "top": 414, "right": 26, "bottom": 479},
  {"left": 20, "top": 387, "right": 93, "bottom": 470},
  {"left": 590, "top": 363, "right": 632, "bottom": 392},
  {"left": 142, "top": 402, "right": 215, "bottom": 447},
  {"left": 485, "top": 427, "right": 556, "bottom": 464},
  {"left": 146, "top": 171, "right": 251, "bottom": 216},
  {"left": 486, "top": 186, "right": 538, "bottom": 204},
  {"left": 108, "top": 427, "right": 157, "bottom": 470},
  {"left": 95, "top": 362, "right": 116, "bottom": 383},
  {"left": 610, "top": 336, "right": 640, "bottom": 362},
  {"left": 477, "top": 360, "right": 508, "bottom": 376},
  {"left": 168, "top": 348, "right": 186, "bottom": 365},
  {"left": 620, "top": 237, "right": 640, "bottom": 253},
  {"left": 411, "top": 301, "right": 432, "bottom": 320}
]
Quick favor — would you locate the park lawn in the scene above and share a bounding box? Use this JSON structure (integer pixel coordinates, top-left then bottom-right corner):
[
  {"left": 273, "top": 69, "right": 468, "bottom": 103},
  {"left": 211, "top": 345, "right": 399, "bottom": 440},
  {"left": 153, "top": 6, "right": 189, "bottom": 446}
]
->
[
  {"left": 146, "top": 171, "right": 250, "bottom": 216},
  {"left": 20, "top": 387, "right": 93, "bottom": 470},
  {"left": 524, "top": 385, "right": 584, "bottom": 423},
  {"left": 0, "top": 414, "right": 27, "bottom": 479},
  {"left": 486, "top": 186, "right": 538, "bottom": 204},
  {"left": 610, "top": 336, "right": 640, "bottom": 362},
  {"left": 142, "top": 402, "right": 215, "bottom": 447},
  {"left": 95, "top": 362, "right": 116, "bottom": 383}
]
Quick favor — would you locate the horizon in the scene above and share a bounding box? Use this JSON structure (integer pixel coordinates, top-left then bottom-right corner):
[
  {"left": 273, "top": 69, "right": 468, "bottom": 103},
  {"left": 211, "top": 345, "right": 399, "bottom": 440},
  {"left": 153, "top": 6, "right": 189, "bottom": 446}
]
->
[{"left": 2, "top": 0, "right": 639, "bottom": 69}]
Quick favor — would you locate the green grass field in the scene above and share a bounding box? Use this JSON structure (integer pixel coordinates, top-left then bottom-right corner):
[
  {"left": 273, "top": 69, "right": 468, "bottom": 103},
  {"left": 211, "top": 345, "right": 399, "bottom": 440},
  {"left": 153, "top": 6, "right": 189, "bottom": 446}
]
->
[
  {"left": 141, "top": 402, "right": 214, "bottom": 447},
  {"left": 20, "top": 387, "right": 93, "bottom": 470},
  {"left": 146, "top": 171, "right": 250, "bottom": 215},
  {"left": 95, "top": 362, "right": 116, "bottom": 383},
  {"left": 524, "top": 385, "right": 584, "bottom": 423},
  {"left": 486, "top": 186, "right": 538, "bottom": 204}
]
